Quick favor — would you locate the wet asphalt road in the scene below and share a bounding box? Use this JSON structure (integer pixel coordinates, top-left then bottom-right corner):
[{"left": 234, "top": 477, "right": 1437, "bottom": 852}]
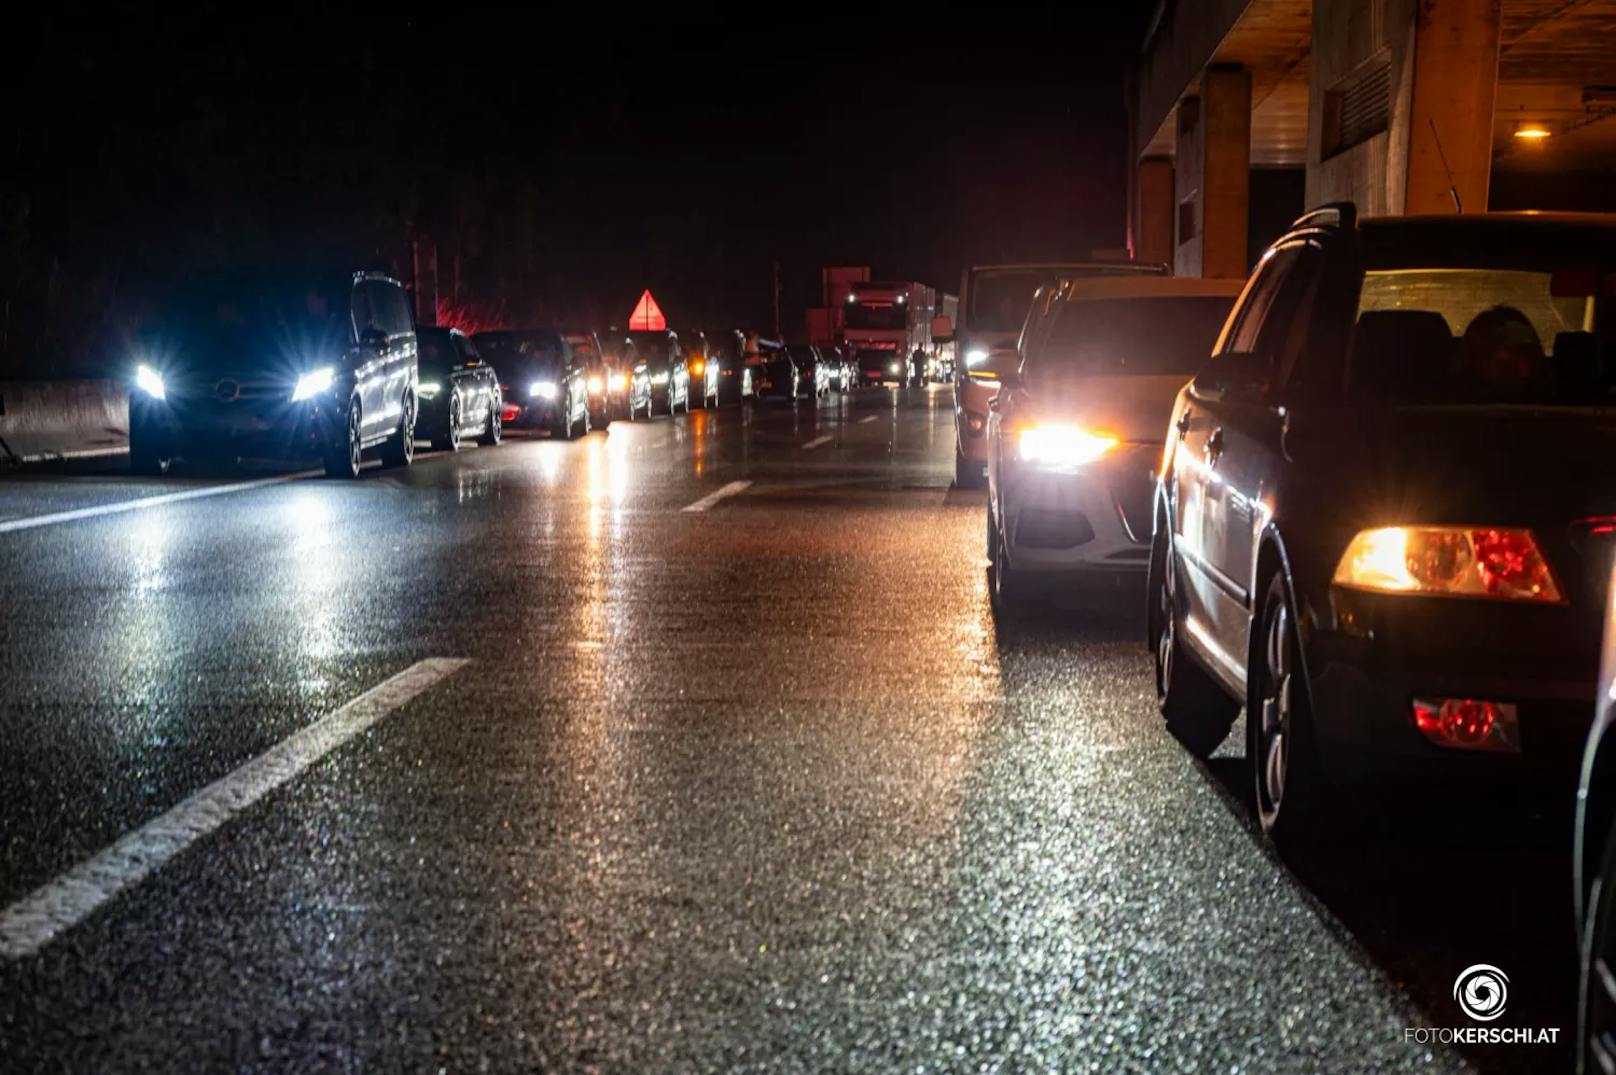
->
[{"left": 0, "top": 385, "right": 1576, "bottom": 1072}]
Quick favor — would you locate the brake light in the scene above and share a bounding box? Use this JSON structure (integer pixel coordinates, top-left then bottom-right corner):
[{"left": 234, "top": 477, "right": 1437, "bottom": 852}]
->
[
  {"left": 1411, "top": 697, "right": 1520, "bottom": 752},
  {"left": 1332, "top": 526, "right": 1563, "bottom": 602}
]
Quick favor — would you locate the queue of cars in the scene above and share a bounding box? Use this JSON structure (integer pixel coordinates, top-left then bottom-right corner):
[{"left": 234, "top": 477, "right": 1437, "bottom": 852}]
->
[
  {"left": 954, "top": 207, "right": 1616, "bottom": 1066},
  {"left": 127, "top": 275, "right": 886, "bottom": 477}
]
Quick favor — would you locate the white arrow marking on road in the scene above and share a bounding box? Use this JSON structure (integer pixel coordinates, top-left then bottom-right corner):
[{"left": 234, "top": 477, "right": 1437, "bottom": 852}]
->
[
  {"left": 858, "top": 415, "right": 877, "bottom": 424},
  {"left": 0, "top": 470, "right": 319, "bottom": 535},
  {"left": 802, "top": 435, "right": 833, "bottom": 450},
  {"left": 0, "top": 657, "right": 471, "bottom": 961},
  {"left": 681, "top": 480, "right": 752, "bottom": 513}
]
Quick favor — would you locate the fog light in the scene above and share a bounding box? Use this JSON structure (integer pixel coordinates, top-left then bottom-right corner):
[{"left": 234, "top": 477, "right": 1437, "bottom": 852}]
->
[
  {"left": 966, "top": 415, "right": 985, "bottom": 433},
  {"left": 1411, "top": 697, "right": 1520, "bottom": 753}
]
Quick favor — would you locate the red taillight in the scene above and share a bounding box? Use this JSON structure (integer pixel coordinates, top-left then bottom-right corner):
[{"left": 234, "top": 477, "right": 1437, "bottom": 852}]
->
[
  {"left": 501, "top": 404, "right": 521, "bottom": 422},
  {"left": 1411, "top": 697, "right": 1520, "bottom": 752},
  {"left": 1471, "top": 529, "right": 1544, "bottom": 596}
]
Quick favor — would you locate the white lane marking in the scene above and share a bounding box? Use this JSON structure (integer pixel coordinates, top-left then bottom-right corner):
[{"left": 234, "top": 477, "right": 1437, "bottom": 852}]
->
[
  {"left": 858, "top": 415, "right": 878, "bottom": 425},
  {"left": 0, "top": 470, "right": 318, "bottom": 535},
  {"left": 802, "top": 435, "right": 833, "bottom": 450},
  {"left": 0, "top": 657, "right": 470, "bottom": 960},
  {"left": 681, "top": 480, "right": 752, "bottom": 513}
]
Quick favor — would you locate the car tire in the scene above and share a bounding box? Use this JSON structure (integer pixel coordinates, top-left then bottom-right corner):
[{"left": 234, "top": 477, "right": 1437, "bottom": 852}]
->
[
  {"left": 1250, "top": 570, "right": 1331, "bottom": 847},
  {"left": 324, "top": 396, "right": 364, "bottom": 479},
  {"left": 129, "top": 423, "right": 171, "bottom": 477},
  {"left": 477, "top": 399, "right": 502, "bottom": 446},
  {"left": 1582, "top": 825, "right": 1616, "bottom": 1074},
  {"left": 987, "top": 505, "right": 1024, "bottom": 615},
  {"left": 553, "top": 398, "right": 574, "bottom": 440},
  {"left": 955, "top": 451, "right": 984, "bottom": 490},
  {"left": 379, "top": 391, "right": 415, "bottom": 469},
  {"left": 432, "top": 392, "right": 462, "bottom": 452},
  {"left": 1151, "top": 527, "right": 1238, "bottom": 757}
]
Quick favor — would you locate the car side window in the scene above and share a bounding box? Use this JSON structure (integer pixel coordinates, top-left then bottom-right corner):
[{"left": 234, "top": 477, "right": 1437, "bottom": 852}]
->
[
  {"left": 348, "top": 283, "right": 374, "bottom": 340},
  {"left": 1195, "top": 244, "right": 1310, "bottom": 398},
  {"left": 376, "top": 282, "right": 412, "bottom": 338}
]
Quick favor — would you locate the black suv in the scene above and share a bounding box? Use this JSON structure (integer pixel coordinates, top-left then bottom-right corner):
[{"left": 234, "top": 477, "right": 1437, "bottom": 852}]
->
[
  {"left": 128, "top": 269, "right": 419, "bottom": 478},
  {"left": 1152, "top": 206, "right": 1616, "bottom": 851},
  {"left": 415, "top": 325, "right": 502, "bottom": 451}
]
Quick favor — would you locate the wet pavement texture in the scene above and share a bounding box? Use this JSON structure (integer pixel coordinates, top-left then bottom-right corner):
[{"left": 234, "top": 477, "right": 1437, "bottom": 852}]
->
[{"left": 0, "top": 385, "right": 1573, "bottom": 1072}]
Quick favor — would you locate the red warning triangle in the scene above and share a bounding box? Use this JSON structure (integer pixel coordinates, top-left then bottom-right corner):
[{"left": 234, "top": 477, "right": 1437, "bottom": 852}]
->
[{"left": 628, "top": 289, "right": 667, "bottom": 332}]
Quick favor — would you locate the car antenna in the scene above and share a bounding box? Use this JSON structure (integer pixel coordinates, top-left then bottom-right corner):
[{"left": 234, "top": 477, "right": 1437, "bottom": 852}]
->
[{"left": 1428, "top": 118, "right": 1462, "bottom": 213}]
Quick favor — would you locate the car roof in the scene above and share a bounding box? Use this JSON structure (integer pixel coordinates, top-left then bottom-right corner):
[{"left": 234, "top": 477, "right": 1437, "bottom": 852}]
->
[
  {"left": 969, "top": 261, "right": 1165, "bottom": 275},
  {"left": 1059, "top": 276, "right": 1244, "bottom": 301}
]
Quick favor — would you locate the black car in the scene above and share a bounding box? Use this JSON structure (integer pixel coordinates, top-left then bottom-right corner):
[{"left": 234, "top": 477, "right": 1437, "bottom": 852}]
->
[
  {"left": 128, "top": 269, "right": 419, "bottom": 478},
  {"left": 680, "top": 329, "right": 720, "bottom": 409},
  {"left": 1151, "top": 207, "right": 1616, "bottom": 851},
  {"left": 856, "top": 345, "right": 904, "bottom": 387},
  {"left": 630, "top": 328, "right": 690, "bottom": 416},
  {"left": 474, "top": 329, "right": 591, "bottom": 439},
  {"left": 416, "top": 325, "right": 501, "bottom": 451},
  {"left": 755, "top": 342, "right": 800, "bottom": 403},
  {"left": 790, "top": 344, "right": 831, "bottom": 400},
  {"left": 566, "top": 331, "right": 613, "bottom": 430},
  {"left": 712, "top": 328, "right": 750, "bottom": 404}
]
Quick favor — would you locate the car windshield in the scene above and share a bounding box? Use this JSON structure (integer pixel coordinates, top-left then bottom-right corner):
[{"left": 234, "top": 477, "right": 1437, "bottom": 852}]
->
[
  {"left": 967, "top": 270, "right": 1051, "bottom": 333},
  {"left": 845, "top": 300, "right": 906, "bottom": 330},
  {"left": 143, "top": 274, "right": 352, "bottom": 372},
  {"left": 628, "top": 332, "right": 674, "bottom": 364},
  {"left": 1027, "top": 296, "right": 1236, "bottom": 379},
  {"left": 416, "top": 330, "right": 457, "bottom": 374},
  {"left": 1348, "top": 265, "right": 1613, "bottom": 406},
  {"left": 476, "top": 332, "right": 563, "bottom": 375}
]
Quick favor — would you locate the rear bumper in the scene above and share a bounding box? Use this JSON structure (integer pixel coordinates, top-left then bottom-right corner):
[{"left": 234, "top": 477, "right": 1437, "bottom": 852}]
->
[{"left": 1303, "top": 586, "right": 1599, "bottom": 793}]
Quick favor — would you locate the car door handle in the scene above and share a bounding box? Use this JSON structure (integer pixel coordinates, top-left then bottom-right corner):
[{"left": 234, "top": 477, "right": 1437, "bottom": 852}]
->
[
  {"left": 1206, "top": 427, "right": 1225, "bottom": 463},
  {"left": 1176, "top": 409, "right": 1192, "bottom": 438}
]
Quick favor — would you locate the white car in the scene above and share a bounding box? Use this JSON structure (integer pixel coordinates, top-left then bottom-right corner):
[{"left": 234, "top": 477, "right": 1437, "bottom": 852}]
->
[{"left": 985, "top": 275, "right": 1242, "bottom": 612}]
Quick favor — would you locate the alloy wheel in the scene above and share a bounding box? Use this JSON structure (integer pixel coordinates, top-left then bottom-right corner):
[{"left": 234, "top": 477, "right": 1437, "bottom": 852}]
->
[{"left": 1256, "top": 593, "right": 1293, "bottom": 828}]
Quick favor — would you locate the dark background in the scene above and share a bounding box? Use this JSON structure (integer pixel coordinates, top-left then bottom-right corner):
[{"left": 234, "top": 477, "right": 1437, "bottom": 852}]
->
[{"left": 0, "top": 7, "right": 1154, "bottom": 374}]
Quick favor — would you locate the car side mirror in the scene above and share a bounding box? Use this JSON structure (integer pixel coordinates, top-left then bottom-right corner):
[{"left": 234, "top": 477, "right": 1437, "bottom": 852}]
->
[
  {"left": 358, "top": 326, "right": 388, "bottom": 348},
  {"left": 1193, "top": 350, "right": 1270, "bottom": 401},
  {"left": 931, "top": 315, "right": 954, "bottom": 342}
]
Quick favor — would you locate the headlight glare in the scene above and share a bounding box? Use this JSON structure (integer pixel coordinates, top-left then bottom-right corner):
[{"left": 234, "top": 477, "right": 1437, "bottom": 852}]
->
[
  {"left": 530, "top": 381, "right": 558, "bottom": 400},
  {"left": 1017, "top": 425, "right": 1117, "bottom": 469},
  {"left": 291, "top": 366, "right": 335, "bottom": 401},
  {"left": 135, "top": 364, "right": 166, "bottom": 400}
]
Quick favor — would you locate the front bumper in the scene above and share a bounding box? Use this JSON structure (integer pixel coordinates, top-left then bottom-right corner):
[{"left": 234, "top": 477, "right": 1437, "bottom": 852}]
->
[
  {"left": 1305, "top": 585, "right": 1599, "bottom": 791},
  {"left": 131, "top": 394, "right": 338, "bottom": 460},
  {"left": 955, "top": 377, "right": 998, "bottom": 463},
  {"left": 999, "top": 449, "right": 1155, "bottom": 575}
]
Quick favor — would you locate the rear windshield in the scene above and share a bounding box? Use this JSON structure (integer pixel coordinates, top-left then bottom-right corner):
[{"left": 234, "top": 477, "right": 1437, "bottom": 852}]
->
[
  {"left": 967, "top": 270, "right": 1049, "bottom": 333},
  {"left": 1348, "top": 266, "right": 1613, "bottom": 406},
  {"left": 476, "top": 332, "right": 563, "bottom": 374},
  {"left": 1027, "top": 296, "right": 1235, "bottom": 378}
]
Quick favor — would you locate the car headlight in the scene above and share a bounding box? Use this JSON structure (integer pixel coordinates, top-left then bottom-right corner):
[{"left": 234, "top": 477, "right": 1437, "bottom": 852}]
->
[
  {"left": 418, "top": 381, "right": 443, "bottom": 399},
  {"left": 965, "top": 348, "right": 989, "bottom": 368},
  {"left": 291, "top": 366, "right": 335, "bottom": 401},
  {"left": 608, "top": 373, "right": 627, "bottom": 393},
  {"left": 1332, "top": 526, "right": 1564, "bottom": 603},
  {"left": 134, "top": 364, "right": 166, "bottom": 400},
  {"left": 1017, "top": 425, "right": 1118, "bottom": 469},
  {"left": 888, "top": 362, "right": 900, "bottom": 373},
  {"left": 529, "top": 381, "right": 558, "bottom": 399},
  {"left": 651, "top": 372, "right": 670, "bottom": 386},
  {"left": 586, "top": 376, "right": 603, "bottom": 395}
]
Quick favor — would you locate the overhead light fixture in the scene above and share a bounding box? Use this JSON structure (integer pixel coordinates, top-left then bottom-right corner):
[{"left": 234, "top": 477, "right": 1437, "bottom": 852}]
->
[{"left": 1513, "top": 124, "right": 1552, "bottom": 140}]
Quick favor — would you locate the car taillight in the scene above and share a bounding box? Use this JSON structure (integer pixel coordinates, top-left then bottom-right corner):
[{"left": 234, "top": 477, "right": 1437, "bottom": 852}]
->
[
  {"left": 1411, "top": 697, "right": 1520, "bottom": 752},
  {"left": 1331, "top": 526, "right": 1563, "bottom": 602}
]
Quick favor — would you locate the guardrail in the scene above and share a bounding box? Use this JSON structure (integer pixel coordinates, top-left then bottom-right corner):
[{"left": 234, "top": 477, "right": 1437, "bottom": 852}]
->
[{"left": 0, "top": 380, "right": 130, "bottom": 463}]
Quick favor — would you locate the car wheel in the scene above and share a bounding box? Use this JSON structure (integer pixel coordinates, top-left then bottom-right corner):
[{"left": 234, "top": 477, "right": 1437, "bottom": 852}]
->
[
  {"left": 1151, "top": 527, "right": 1238, "bottom": 757},
  {"left": 324, "top": 396, "right": 364, "bottom": 479},
  {"left": 1251, "top": 570, "right": 1329, "bottom": 845},
  {"left": 582, "top": 403, "right": 591, "bottom": 435},
  {"left": 954, "top": 451, "right": 983, "bottom": 490},
  {"left": 380, "top": 391, "right": 415, "bottom": 468},
  {"left": 987, "top": 504, "right": 1023, "bottom": 615},
  {"left": 432, "top": 391, "right": 462, "bottom": 452},
  {"left": 478, "top": 400, "right": 502, "bottom": 446},
  {"left": 1582, "top": 826, "right": 1616, "bottom": 1074},
  {"left": 129, "top": 424, "right": 171, "bottom": 477},
  {"left": 553, "top": 397, "right": 573, "bottom": 440}
]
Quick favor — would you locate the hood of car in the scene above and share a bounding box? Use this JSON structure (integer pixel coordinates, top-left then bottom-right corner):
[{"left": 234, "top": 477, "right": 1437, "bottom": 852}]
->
[{"left": 1021, "top": 374, "right": 1187, "bottom": 443}]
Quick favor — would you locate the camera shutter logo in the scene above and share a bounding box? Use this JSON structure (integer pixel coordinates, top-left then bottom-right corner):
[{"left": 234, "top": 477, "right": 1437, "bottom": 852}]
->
[{"left": 1454, "top": 964, "right": 1509, "bottom": 1022}]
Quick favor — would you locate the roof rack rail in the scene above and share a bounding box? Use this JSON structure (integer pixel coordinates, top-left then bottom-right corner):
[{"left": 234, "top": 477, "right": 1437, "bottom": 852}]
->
[{"left": 1291, "top": 202, "right": 1357, "bottom": 231}]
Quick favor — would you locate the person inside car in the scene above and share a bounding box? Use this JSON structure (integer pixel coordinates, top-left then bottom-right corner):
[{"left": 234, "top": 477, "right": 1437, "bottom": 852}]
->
[{"left": 1460, "top": 304, "right": 1549, "bottom": 402}]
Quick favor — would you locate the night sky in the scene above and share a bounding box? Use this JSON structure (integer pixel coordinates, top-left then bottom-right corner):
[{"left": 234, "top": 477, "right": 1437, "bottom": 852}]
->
[{"left": 3, "top": 8, "right": 1153, "bottom": 364}]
